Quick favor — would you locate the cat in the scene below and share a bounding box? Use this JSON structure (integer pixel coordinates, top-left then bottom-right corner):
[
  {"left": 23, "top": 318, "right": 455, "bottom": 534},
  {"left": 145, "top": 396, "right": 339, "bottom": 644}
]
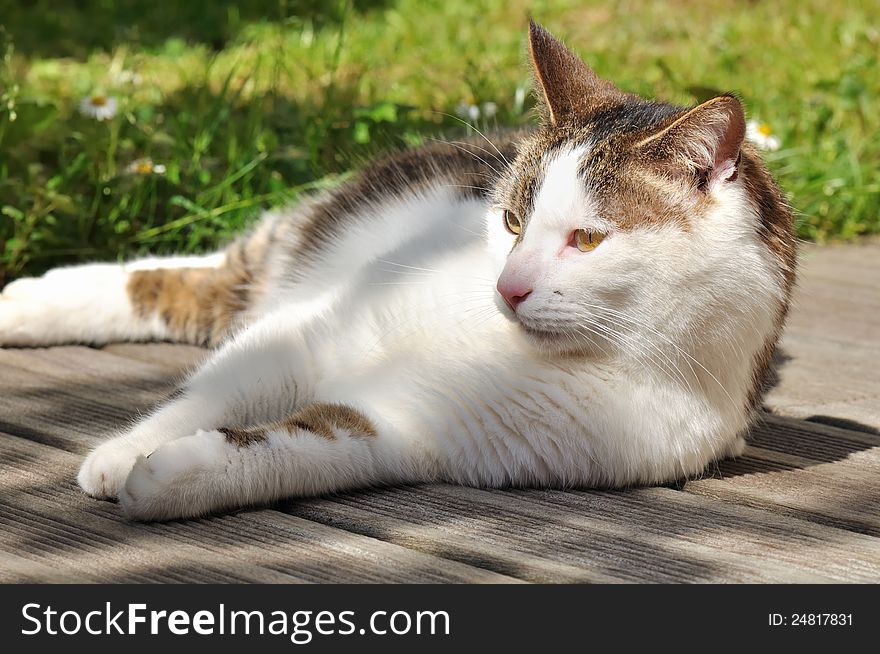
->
[{"left": 0, "top": 22, "right": 796, "bottom": 521}]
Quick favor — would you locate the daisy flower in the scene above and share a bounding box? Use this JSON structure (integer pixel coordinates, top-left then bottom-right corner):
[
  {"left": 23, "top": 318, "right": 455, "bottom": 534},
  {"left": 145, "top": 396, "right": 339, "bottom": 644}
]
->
[
  {"left": 455, "top": 102, "right": 481, "bottom": 123},
  {"left": 79, "top": 95, "right": 118, "bottom": 121},
  {"left": 746, "top": 119, "right": 781, "bottom": 151},
  {"left": 456, "top": 101, "right": 499, "bottom": 123},
  {"left": 127, "top": 158, "right": 166, "bottom": 175}
]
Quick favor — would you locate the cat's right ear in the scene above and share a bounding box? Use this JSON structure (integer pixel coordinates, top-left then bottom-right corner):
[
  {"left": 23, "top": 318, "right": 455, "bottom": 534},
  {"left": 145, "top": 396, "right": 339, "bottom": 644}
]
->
[
  {"left": 527, "top": 21, "right": 628, "bottom": 125},
  {"left": 635, "top": 95, "right": 746, "bottom": 190}
]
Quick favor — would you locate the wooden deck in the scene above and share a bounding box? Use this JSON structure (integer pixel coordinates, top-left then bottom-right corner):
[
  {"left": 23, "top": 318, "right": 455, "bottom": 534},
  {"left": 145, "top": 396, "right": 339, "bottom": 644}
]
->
[{"left": 1, "top": 243, "right": 878, "bottom": 583}]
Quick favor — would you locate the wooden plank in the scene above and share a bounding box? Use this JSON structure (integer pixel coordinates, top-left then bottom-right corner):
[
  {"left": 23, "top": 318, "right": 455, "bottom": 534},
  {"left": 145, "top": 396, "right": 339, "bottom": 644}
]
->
[
  {"left": 0, "top": 434, "right": 519, "bottom": 583},
  {"left": 685, "top": 448, "right": 880, "bottom": 536},
  {"left": 285, "top": 481, "right": 879, "bottom": 582},
  {"left": 0, "top": 348, "right": 176, "bottom": 452},
  {"left": 797, "top": 243, "right": 880, "bottom": 284},
  {"left": 685, "top": 417, "right": 880, "bottom": 537},
  {"left": 748, "top": 412, "right": 880, "bottom": 461},
  {"left": 765, "top": 243, "right": 880, "bottom": 428},
  {"left": 0, "top": 551, "right": 85, "bottom": 583},
  {"left": 501, "top": 487, "right": 880, "bottom": 582},
  {"left": 766, "top": 334, "right": 879, "bottom": 427},
  {"left": 0, "top": 345, "right": 204, "bottom": 451},
  {"left": 286, "top": 490, "right": 618, "bottom": 583},
  {"left": 6, "top": 345, "right": 189, "bottom": 392},
  {"left": 102, "top": 342, "right": 207, "bottom": 371},
  {"left": 0, "top": 375, "right": 136, "bottom": 453}
]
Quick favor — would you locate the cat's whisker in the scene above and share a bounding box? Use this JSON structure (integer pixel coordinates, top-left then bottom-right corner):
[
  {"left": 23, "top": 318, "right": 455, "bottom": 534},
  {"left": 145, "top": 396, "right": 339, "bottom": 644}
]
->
[
  {"left": 431, "top": 137, "right": 510, "bottom": 168},
  {"left": 579, "top": 311, "right": 701, "bottom": 396},
  {"left": 354, "top": 291, "right": 500, "bottom": 362},
  {"left": 428, "top": 115, "right": 512, "bottom": 167},
  {"left": 569, "top": 325, "right": 612, "bottom": 359},
  {"left": 566, "top": 312, "right": 692, "bottom": 392},
  {"left": 375, "top": 260, "right": 442, "bottom": 274},
  {"left": 374, "top": 269, "right": 492, "bottom": 282},
  {"left": 577, "top": 304, "right": 702, "bottom": 380},
  {"left": 442, "top": 183, "right": 491, "bottom": 193},
  {"left": 369, "top": 281, "right": 431, "bottom": 287},
  {"left": 574, "top": 317, "right": 694, "bottom": 394},
  {"left": 376, "top": 259, "right": 495, "bottom": 283},
  {"left": 428, "top": 139, "right": 504, "bottom": 177},
  {"left": 577, "top": 303, "right": 739, "bottom": 412}
]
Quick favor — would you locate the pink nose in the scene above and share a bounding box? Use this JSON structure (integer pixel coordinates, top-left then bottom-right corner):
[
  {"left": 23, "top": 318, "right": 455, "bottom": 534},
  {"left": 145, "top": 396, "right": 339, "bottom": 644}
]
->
[{"left": 497, "top": 280, "right": 533, "bottom": 312}]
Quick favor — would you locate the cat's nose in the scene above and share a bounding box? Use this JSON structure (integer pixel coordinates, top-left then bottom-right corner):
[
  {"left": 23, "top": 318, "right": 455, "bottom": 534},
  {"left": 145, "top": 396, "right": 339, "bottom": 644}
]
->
[{"left": 497, "top": 280, "right": 533, "bottom": 312}]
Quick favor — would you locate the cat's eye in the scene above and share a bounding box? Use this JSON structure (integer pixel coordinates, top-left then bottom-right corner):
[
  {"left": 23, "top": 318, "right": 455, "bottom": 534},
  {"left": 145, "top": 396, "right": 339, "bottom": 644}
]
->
[
  {"left": 571, "top": 229, "right": 605, "bottom": 252},
  {"left": 503, "top": 210, "right": 522, "bottom": 235}
]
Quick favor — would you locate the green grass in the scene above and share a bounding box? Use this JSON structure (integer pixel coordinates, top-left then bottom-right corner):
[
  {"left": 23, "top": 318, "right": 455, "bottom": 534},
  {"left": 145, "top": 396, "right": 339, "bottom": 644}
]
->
[{"left": 1, "top": 0, "right": 878, "bottom": 283}]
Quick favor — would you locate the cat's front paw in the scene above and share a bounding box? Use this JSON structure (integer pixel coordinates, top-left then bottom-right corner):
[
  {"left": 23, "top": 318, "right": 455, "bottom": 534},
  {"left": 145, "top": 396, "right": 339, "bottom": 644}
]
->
[
  {"left": 119, "top": 429, "right": 226, "bottom": 521},
  {"left": 77, "top": 438, "right": 143, "bottom": 500},
  {"left": 2, "top": 276, "right": 41, "bottom": 299},
  {"left": 1, "top": 273, "right": 87, "bottom": 346},
  {"left": 1, "top": 264, "right": 132, "bottom": 347},
  {"left": 0, "top": 277, "right": 46, "bottom": 346}
]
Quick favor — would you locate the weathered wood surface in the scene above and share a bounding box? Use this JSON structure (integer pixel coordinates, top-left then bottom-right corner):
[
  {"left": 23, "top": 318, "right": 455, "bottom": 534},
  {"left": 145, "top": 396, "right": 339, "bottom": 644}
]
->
[{"left": 0, "top": 243, "right": 877, "bottom": 583}]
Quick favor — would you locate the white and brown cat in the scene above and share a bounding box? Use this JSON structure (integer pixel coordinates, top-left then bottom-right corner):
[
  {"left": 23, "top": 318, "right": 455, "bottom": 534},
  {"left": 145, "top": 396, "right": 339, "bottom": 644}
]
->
[{"left": 0, "top": 23, "right": 796, "bottom": 521}]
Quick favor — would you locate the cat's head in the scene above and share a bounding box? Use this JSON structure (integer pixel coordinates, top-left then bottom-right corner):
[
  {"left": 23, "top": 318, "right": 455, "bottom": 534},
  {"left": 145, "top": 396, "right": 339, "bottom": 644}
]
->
[{"left": 488, "top": 22, "right": 795, "bottom": 379}]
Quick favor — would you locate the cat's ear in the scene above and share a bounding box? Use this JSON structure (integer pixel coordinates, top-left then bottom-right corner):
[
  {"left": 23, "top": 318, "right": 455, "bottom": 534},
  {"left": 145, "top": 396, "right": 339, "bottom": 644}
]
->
[
  {"left": 528, "top": 21, "right": 628, "bottom": 125},
  {"left": 636, "top": 95, "right": 746, "bottom": 189}
]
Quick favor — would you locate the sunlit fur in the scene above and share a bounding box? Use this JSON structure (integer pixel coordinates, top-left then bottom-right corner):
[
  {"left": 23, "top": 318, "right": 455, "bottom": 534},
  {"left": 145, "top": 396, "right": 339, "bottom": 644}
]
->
[{"left": 0, "top": 25, "right": 795, "bottom": 521}]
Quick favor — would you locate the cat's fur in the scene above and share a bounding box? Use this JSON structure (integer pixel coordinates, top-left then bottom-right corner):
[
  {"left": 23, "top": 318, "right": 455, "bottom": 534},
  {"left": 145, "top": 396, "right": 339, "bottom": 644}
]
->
[{"left": 0, "top": 23, "right": 796, "bottom": 521}]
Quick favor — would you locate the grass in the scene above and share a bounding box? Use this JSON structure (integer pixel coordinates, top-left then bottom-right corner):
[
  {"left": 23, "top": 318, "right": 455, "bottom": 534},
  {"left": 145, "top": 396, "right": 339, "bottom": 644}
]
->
[{"left": 1, "top": 0, "right": 878, "bottom": 283}]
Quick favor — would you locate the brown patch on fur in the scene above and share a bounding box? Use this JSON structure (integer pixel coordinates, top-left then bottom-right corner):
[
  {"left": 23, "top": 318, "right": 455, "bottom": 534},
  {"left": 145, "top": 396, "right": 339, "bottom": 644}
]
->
[
  {"left": 287, "top": 136, "right": 521, "bottom": 274},
  {"left": 280, "top": 402, "right": 377, "bottom": 440},
  {"left": 493, "top": 119, "right": 704, "bottom": 236},
  {"left": 588, "top": 145, "right": 706, "bottom": 233},
  {"left": 125, "top": 210, "right": 283, "bottom": 347},
  {"left": 739, "top": 145, "right": 797, "bottom": 409},
  {"left": 739, "top": 146, "right": 798, "bottom": 288},
  {"left": 219, "top": 426, "right": 266, "bottom": 447},
  {"left": 749, "top": 337, "right": 783, "bottom": 411},
  {"left": 127, "top": 264, "right": 251, "bottom": 346}
]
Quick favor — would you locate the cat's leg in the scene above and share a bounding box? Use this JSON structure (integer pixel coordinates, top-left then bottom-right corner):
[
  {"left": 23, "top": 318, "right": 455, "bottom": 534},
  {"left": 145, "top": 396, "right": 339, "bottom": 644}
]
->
[
  {"left": 117, "top": 401, "right": 424, "bottom": 521},
  {"left": 77, "top": 306, "right": 314, "bottom": 499},
  {"left": 0, "top": 253, "right": 227, "bottom": 346},
  {"left": 0, "top": 215, "right": 280, "bottom": 347}
]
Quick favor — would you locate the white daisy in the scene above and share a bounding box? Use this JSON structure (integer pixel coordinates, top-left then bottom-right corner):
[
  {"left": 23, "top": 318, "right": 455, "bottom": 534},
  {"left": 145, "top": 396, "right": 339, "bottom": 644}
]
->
[
  {"left": 455, "top": 102, "right": 480, "bottom": 123},
  {"left": 79, "top": 95, "right": 118, "bottom": 121},
  {"left": 127, "top": 158, "right": 166, "bottom": 175},
  {"left": 481, "top": 102, "right": 497, "bottom": 118},
  {"left": 746, "top": 119, "right": 781, "bottom": 151}
]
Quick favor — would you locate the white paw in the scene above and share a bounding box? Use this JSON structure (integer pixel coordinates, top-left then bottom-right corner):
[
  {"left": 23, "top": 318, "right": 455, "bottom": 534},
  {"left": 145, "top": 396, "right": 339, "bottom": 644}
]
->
[
  {"left": 119, "top": 429, "right": 226, "bottom": 521},
  {"left": 77, "top": 437, "right": 144, "bottom": 500},
  {"left": 2, "top": 276, "right": 47, "bottom": 300},
  {"left": 1, "top": 273, "right": 83, "bottom": 346},
  {"left": 1, "top": 264, "right": 142, "bottom": 347},
  {"left": 0, "top": 279, "right": 44, "bottom": 346}
]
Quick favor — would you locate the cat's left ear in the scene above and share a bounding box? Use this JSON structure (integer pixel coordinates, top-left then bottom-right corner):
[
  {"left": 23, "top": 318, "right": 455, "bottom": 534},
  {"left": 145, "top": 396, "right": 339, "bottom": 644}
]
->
[
  {"left": 636, "top": 95, "right": 746, "bottom": 189},
  {"left": 528, "top": 20, "right": 630, "bottom": 125}
]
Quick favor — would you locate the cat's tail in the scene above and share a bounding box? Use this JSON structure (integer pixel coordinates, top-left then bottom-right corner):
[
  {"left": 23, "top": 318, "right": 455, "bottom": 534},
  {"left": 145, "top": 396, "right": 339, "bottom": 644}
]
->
[{"left": 0, "top": 216, "right": 279, "bottom": 348}]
